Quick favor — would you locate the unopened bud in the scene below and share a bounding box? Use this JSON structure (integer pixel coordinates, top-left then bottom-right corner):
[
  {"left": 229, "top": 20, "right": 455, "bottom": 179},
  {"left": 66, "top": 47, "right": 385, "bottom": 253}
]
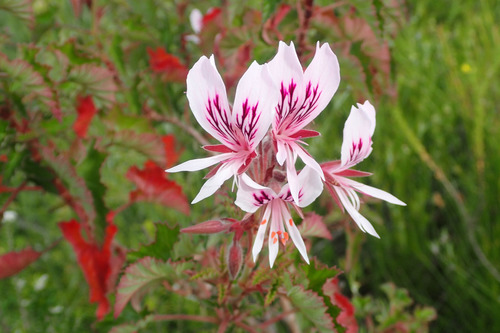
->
[
  {"left": 181, "top": 219, "right": 231, "bottom": 234},
  {"left": 227, "top": 241, "right": 243, "bottom": 280}
]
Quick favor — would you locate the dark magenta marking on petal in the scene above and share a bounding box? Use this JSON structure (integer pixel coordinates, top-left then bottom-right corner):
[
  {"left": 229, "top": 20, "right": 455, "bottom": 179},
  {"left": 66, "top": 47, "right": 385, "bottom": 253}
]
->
[
  {"left": 205, "top": 94, "right": 238, "bottom": 146},
  {"left": 253, "top": 190, "right": 272, "bottom": 206},
  {"left": 275, "top": 80, "right": 323, "bottom": 133},
  {"left": 235, "top": 98, "right": 261, "bottom": 147}
]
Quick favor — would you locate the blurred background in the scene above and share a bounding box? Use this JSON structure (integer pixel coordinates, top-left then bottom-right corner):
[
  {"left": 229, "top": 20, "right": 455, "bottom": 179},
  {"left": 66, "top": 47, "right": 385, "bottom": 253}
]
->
[{"left": 0, "top": 0, "right": 499, "bottom": 332}]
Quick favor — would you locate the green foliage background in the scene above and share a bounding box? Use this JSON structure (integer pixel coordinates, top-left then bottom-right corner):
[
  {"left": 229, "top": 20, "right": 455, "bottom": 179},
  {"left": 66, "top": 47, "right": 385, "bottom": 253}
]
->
[{"left": 1, "top": 0, "right": 499, "bottom": 332}]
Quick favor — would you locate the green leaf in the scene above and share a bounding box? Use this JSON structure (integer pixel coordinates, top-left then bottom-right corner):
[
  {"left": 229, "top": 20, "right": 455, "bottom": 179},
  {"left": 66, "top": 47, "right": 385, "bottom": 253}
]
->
[
  {"left": 114, "top": 257, "right": 193, "bottom": 317},
  {"left": 0, "top": 0, "right": 33, "bottom": 24},
  {"left": 68, "top": 64, "right": 117, "bottom": 104},
  {"left": 262, "top": 0, "right": 281, "bottom": 22},
  {"left": 39, "top": 145, "right": 96, "bottom": 225},
  {"left": 78, "top": 143, "right": 108, "bottom": 233},
  {"left": 286, "top": 285, "right": 335, "bottom": 332},
  {"left": 128, "top": 224, "right": 180, "bottom": 261},
  {"left": 109, "top": 315, "right": 155, "bottom": 333},
  {"left": 265, "top": 281, "right": 279, "bottom": 306},
  {"left": 303, "top": 260, "right": 344, "bottom": 332},
  {"left": 108, "top": 130, "right": 166, "bottom": 167}
]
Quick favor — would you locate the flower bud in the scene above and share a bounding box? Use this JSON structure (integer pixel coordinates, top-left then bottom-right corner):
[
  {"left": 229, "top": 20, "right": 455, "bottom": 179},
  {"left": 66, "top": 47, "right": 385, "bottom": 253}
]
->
[
  {"left": 227, "top": 241, "right": 243, "bottom": 280},
  {"left": 181, "top": 219, "right": 231, "bottom": 234}
]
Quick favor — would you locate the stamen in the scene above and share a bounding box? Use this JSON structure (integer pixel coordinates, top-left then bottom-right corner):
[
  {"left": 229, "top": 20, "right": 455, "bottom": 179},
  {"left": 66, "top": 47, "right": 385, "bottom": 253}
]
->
[
  {"left": 271, "top": 231, "right": 276, "bottom": 239},
  {"left": 289, "top": 219, "right": 293, "bottom": 226},
  {"left": 273, "top": 237, "right": 278, "bottom": 244}
]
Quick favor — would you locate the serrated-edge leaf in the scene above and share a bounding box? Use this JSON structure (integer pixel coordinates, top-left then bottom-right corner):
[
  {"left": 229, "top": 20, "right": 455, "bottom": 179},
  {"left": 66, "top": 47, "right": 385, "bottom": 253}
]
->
[
  {"left": 114, "top": 257, "right": 192, "bottom": 317},
  {"left": 127, "top": 224, "right": 180, "bottom": 261},
  {"left": 217, "top": 283, "right": 226, "bottom": 305},
  {"left": 190, "top": 267, "right": 218, "bottom": 281},
  {"left": 0, "top": 0, "right": 34, "bottom": 24},
  {"left": 110, "top": 130, "right": 166, "bottom": 167},
  {"left": 68, "top": 64, "right": 117, "bottom": 104},
  {"left": 287, "top": 285, "right": 336, "bottom": 332},
  {"left": 252, "top": 266, "right": 274, "bottom": 286},
  {"left": 265, "top": 281, "right": 279, "bottom": 306},
  {"left": 39, "top": 145, "right": 96, "bottom": 226}
]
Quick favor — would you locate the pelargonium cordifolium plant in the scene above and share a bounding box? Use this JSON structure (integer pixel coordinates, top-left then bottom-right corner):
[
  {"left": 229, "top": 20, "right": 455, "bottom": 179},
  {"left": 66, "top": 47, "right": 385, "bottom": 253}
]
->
[{"left": 167, "top": 41, "right": 405, "bottom": 268}]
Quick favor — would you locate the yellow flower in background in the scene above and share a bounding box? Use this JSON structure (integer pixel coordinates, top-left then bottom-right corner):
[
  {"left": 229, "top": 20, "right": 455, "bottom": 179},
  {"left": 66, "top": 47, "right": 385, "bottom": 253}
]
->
[{"left": 461, "top": 63, "right": 472, "bottom": 73}]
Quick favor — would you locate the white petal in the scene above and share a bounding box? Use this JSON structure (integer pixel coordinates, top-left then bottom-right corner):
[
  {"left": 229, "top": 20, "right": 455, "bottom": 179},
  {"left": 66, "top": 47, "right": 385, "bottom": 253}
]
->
[
  {"left": 267, "top": 42, "right": 305, "bottom": 131},
  {"left": 166, "top": 153, "right": 232, "bottom": 173},
  {"left": 232, "top": 62, "right": 278, "bottom": 149},
  {"left": 336, "top": 186, "right": 380, "bottom": 238},
  {"left": 298, "top": 42, "right": 340, "bottom": 125},
  {"left": 252, "top": 205, "right": 271, "bottom": 262},
  {"left": 189, "top": 9, "right": 203, "bottom": 33},
  {"left": 285, "top": 147, "right": 300, "bottom": 204},
  {"left": 340, "top": 101, "right": 376, "bottom": 167},
  {"left": 192, "top": 163, "right": 236, "bottom": 203},
  {"left": 275, "top": 140, "right": 287, "bottom": 165},
  {"left": 294, "top": 144, "right": 324, "bottom": 180},
  {"left": 268, "top": 205, "right": 281, "bottom": 268},
  {"left": 186, "top": 56, "right": 237, "bottom": 149},
  {"left": 295, "top": 166, "right": 324, "bottom": 207},
  {"left": 345, "top": 178, "right": 406, "bottom": 206},
  {"left": 235, "top": 174, "right": 276, "bottom": 213},
  {"left": 282, "top": 203, "right": 309, "bottom": 264}
]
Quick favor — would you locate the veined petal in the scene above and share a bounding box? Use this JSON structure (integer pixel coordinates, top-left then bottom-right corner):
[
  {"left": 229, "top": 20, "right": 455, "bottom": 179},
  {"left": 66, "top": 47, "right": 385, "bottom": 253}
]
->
[
  {"left": 295, "top": 166, "right": 324, "bottom": 207},
  {"left": 232, "top": 62, "right": 278, "bottom": 149},
  {"left": 268, "top": 202, "right": 282, "bottom": 268},
  {"left": 282, "top": 203, "right": 309, "bottom": 264},
  {"left": 235, "top": 174, "right": 277, "bottom": 213},
  {"left": 299, "top": 42, "right": 340, "bottom": 126},
  {"left": 252, "top": 205, "right": 271, "bottom": 262},
  {"left": 340, "top": 101, "right": 376, "bottom": 167},
  {"left": 336, "top": 186, "right": 380, "bottom": 238},
  {"left": 186, "top": 56, "right": 238, "bottom": 149},
  {"left": 192, "top": 162, "right": 236, "bottom": 203},
  {"left": 344, "top": 178, "right": 406, "bottom": 206},
  {"left": 166, "top": 153, "right": 232, "bottom": 173},
  {"left": 268, "top": 42, "right": 305, "bottom": 131}
]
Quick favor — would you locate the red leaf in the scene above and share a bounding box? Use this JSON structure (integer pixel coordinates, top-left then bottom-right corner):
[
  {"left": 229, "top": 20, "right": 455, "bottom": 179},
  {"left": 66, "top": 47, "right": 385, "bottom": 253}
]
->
[
  {"left": 0, "top": 154, "right": 7, "bottom": 162},
  {"left": 126, "top": 161, "right": 190, "bottom": 215},
  {"left": 324, "top": 278, "right": 359, "bottom": 333},
  {"left": 73, "top": 95, "right": 97, "bottom": 138},
  {"left": 0, "top": 248, "right": 42, "bottom": 279},
  {"left": 299, "top": 213, "right": 333, "bottom": 240},
  {"left": 202, "top": 7, "right": 222, "bottom": 26},
  {"left": 147, "top": 47, "right": 187, "bottom": 82},
  {"left": 162, "top": 135, "right": 181, "bottom": 168},
  {"left": 59, "top": 220, "right": 118, "bottom": 320}
]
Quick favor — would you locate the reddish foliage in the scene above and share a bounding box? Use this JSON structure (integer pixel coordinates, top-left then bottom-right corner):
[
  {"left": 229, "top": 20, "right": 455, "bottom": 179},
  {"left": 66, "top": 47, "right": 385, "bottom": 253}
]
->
[
  {"left": 162, "top": 135, "right": 181, "bottom": 168},
  {"left": 324, "top": 278, "right": 359, "bottom": 333},
  {"left": 71, "top": 0, "right": 92, "bottom": 17},
  {"left": 126, "top": 161, "right": 190, "bottom": 215},
  {"left": 0, "top": 154, "right": 7, "bottom": 162},
  {"left": 0, "top": 248, "right": 42, "bottom": 279},
  {"left": 202, "top": 8, "right": 222, "bottom": 26},
  {"left": 59, "top": 220, "right": 117, "bottom": 320},
  {"left": 147, "top": 47, "right": 187, "bottom": 82},
  {"left": 73, "top": 95, "right": 97, "bottom": 138}
]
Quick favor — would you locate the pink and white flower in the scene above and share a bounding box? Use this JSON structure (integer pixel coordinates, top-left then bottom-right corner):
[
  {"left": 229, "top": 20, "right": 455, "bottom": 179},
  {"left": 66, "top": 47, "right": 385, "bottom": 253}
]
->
[
  {"left": 166, "top": 56, "right": 278, "bottom": 203},
  {"left": 322, "top": 101, "right": 406, "bottom": 238},
  {"left": 235, "top": 167, "right": 323, "bottom": 267},
  {"left": 268, "top": 41, "right": 340, "bottom": 204}
]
